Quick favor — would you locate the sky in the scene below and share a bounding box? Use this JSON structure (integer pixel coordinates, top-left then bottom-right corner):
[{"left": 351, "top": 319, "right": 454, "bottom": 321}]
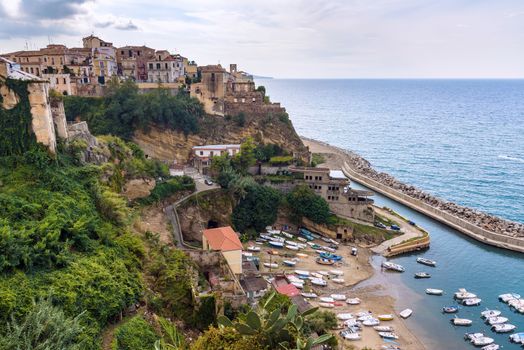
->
[{"left": 1, "top": 0, "right": 523, "bottom": 78}]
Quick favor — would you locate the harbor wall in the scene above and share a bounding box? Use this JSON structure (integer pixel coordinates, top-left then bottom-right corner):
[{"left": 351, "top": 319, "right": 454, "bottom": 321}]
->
[{"left": 341, "top": 162, "right": 524, "bottom": 253}]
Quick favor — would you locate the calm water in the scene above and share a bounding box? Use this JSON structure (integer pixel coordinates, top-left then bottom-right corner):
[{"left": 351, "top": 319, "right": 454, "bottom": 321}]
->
[{"left": 259, "top": 79, "right": 524, "bottom": 349}]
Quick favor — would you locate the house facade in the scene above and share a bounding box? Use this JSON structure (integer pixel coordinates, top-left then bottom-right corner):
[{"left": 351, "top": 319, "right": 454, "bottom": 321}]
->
[
  {"left": 117, "top": 45, "right": 155, "bottom": 81},
  {"left": 147, "top": 51, "right": 185, "bottom": 83},
  {"left": 192, "top": 144, "right": 241, "bottom": 174}
]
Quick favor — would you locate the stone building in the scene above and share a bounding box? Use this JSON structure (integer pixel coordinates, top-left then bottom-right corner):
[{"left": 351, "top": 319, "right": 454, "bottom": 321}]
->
[
  {"left": 190, "top": 64, "right": 227, "bottom": 115},
  {"left": 116, "top": 45, "right": 155, "bottom": 81},
  {"left": 192, "top": 144, "right": 241, "bottom": 174},
  {"left": 42, "top": 73, "right": 73, "bottom": 95},
  {"left": 147, "top": 51, "right": 185, "bottom": 83},
  {"left": 289, "top": 166, "right": 375, "bottom": 222}
]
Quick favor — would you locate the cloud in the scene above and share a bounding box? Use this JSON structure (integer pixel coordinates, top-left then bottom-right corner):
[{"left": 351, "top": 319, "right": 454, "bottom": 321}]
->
[
  {"left": 94, "top": 21, "right": 113, "bottom": 28},
  {"left": 20, "top": 0, "right": 93, "bottom": 20},
  {"left": 114, "top": 21, "right": 139, "bottom": 31}
]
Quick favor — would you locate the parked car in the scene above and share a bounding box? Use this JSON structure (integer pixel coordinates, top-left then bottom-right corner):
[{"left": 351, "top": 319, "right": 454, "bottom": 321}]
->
[
  {"left": 390, "top": 224, "right": 401, "bottom": 231},
  {"left": 374, "top": 222, "right": 387, "bottom": 229},
  {"left": 205, "top": 179, "right": 214, "bottom": 186}
]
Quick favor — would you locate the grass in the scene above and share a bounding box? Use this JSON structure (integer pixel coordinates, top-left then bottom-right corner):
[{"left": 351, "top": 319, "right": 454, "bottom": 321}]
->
[
  {"left": 375, "top": 213, "right": 400, "bottom": 227},
  {"left": 311, "top": 153, "right": 326, "bottom": 167},
  {"left": 327, "top": 215, "right": 398, "bottom": 241}
]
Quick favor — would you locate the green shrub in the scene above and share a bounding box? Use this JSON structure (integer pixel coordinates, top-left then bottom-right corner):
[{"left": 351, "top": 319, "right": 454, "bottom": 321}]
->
[
  {"left": 286, "top": 185, "right": 330, "bottom": 224},
  {"left": 232, "top": 184, "right": 281, "bottom": 232},
  {"left": 113, "top": 316, "right": 158, "bottom": 350},
  {"left": 269, "top": 155, "right": 293, "bottom": 166},
  {"left": 233, "top": 112, "right": 246, "bottom": 127},
  {"left": 137, "top": 176, "right": 195, "bottom": 205}
]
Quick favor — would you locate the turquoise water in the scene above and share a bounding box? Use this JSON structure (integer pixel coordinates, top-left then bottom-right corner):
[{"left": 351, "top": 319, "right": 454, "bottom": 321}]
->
[{"left": 258, "top": 79, "right": 524, "bottom": 349}]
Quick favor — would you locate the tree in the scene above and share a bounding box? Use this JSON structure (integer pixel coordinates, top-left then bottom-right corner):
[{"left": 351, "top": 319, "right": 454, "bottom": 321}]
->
[
  {"left": 113, "top": 315, "right": 159, "bottom": 350},
  {"left": 233, "top": 137, "right": 256, "bottom": 174},
  {"left": 286, "top": 185, "right": 330, "bottom": 224},
  {"left": 232, "top": 184, "right": 281, "bottom": 233},
  {"left": 256, "top": 86, "right": 266, "bottom": 97}
]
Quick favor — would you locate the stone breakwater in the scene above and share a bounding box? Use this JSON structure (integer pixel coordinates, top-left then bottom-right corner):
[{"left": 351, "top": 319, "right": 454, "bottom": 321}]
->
[{"left": 303, "top": 137, "right": 524, "bottom": 239}]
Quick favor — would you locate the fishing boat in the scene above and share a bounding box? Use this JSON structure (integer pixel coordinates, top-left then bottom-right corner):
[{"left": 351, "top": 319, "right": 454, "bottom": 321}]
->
[
  {"left": 301, "top": 292, "right": 317, "bottom": 298},
  {"left": 451, "top": 317, "right": 472, "bottom": 326},
  {"left": 463, "top": 298, "right": 482, "bottom": 306},
  {"left": 416, "top": 257, "right": 436, "bottom": 267},
  {"left": 487, "top": 316, "right": 508, "bottom": 325},
  {"left": 286, "top": 245, "right": 299, "bottom": 251},
  {"left": 362, "top": 318, "right": 380, "bottom": 326},
  {"left": 399, "top": 308, "right": 413, "bottom": 319},
  {"left": 454, "top": 288, "right": 477, "bottom": 300},
  {"left": 319, "top": 252, "right": 343, "bottom": 261},
  {"left": 414, "top": 272, "right": 431, "bottom": 279},
  {"left": 443, "top": 306, "right": 459, "bottom": 313},
  {"left": 285, "top": 240, "right": 298, "bottom": 246},
  {"left": 283, "top": 260, "right": 297, "bottom": 267},
  {"left": 492, "top": 323, "right": 515, "bottom": 333},
  {"left": 340, "top": 330, "right": 361, "bottom": 340},
  {"left": 332, "top": 278, "right": 345, "bottom": 284},
  {"left": 322, "top": 246, "right": 337, "bottom": 253},
  {"left": 382, "top": 261, "right": 405, "bottom": 272},
  {"left": 317, "top": 270, "right": 329, "bottom": 276},
  {"left": 319, "top": 302, "right": 334, "bottom": 308},
  {"left": 315, "top": 258, "right": 335, "bottom": 265},
  {"left": 294, "top": 269, "right": 309, "bottom": 276},
  {"left": 331, "top": 294, "right": 346, "bottom": 301},
  {"left": 320, "top": 297, "right": 334, "bottom": 303},
  {"left": 425, "top": 288, "right": 444, "bottom": 296},
  {"left": 310, "top": 272, "right": 323, "bottom": 279},
  {"left": 296, "top": 253, "right": 308, "bottom": 258},
  {"left": 346, "top": 298, "right": 361, "bottom": 305},
  {"left": 378, "top": 332, "right": 399, "bottom": 339},
  {"left": 329, "top": 269, "right": 344, "bottom": 276},
  {"left": 481, "top": 310, "right": 501, "bottom": 318},
  {"left": 263, "top": 262, "right": 278, "bottom": 268},
  {"left": 499, "top": 293, "right": 521, "bottom": 303},
  {"left": 291, "top": 282, "right": 303, "bottom": 289},
  {"left": 247, "top": 246, "right": 260, "bottom": 252},
  {"left": 268, "top": 241, "right": 284, "bottom": 248},
  {"left": 378, "top": 314, "right": 394, "bottom": 321},
  {"left": 311, "top": 244, "right": 322, "bottom": 249},
  {"left": 481, "top": 345, "right": 500, "bottom": 350},
  {"left": 465, "top": 333, "right": 494, "bottom": 347},
  {"left": 336, "top": 313, "right": 353, "bottom": 320},
  {"left": 297, "top": 237, "right": 307, "bottom": 242},
  {"left": 321, "top": 237, "right": 331, "bottom": 243},
  {"left": 282, "top": 231, "right": 293, "bottom": 239},
  {"left": 509, "top": 332, "right": 524, "bottom": 343},
  {"left": 311, "top": 278, "right": 327, "bottom": 287},
  {"left": 374, "top": 326, "right": 394, "bottom": 332}
]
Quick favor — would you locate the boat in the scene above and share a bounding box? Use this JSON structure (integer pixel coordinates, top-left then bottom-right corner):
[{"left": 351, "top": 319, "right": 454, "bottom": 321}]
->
[
  {"left": 425, "top": 288, "right": 444, "bottom": 295},
  {"left": 301, "top": 292, "right": 317, "bottom": 298},
  {"left": 346, "top": 298, "right": 361, "bottom": 305},
  {"left": 399, "top": 308, "right": 413, "bottom": 319},
  {"left": 319, "top": 302, "right": 334, "bottom": 308},
  {"left": 481, "top": 345, "right": 500, "bottom": 350},
  {"left": 362, "top": 318, "right": 380, "bottom": 326},
  {"left": 291, "top": 282, "right": 303, "bottom": 289},
  {"left": 317, "top": 271, "right": 329, "bottom": 276},
  {"left": 286, "top": 245, "right": 299, "bottom": 251},
  {"left": 356, "top": 311, "right": 372, "bottom": 318},
  {"left": 331, "top": 294, "right": 346, "bottom": 301},
  {"left": 481, "top": 310, "right": 502, "bottom": 318},
  {"left": 336, "top": 313, "right": 353, "bottom": 320},
  {"left": 414, "top": 272, "right": 431, "bottom": 279},
  {"left": 260, "top": 234, "right": 272, "bottom": 240},
  {"left": 416, "top": 257, "right": 436, "bottom": 267},
  {"left": 296, "top": 243, "right": 307, "bottom": 249},
  {"left": 499, "top": 293, "right": 521, "bottom": 303},
  {"left": 378, "top": 332, "right": 399, "bottom": 339},
  {"left": 442, "top": 306, "right": 459, "bottom": 313},
  {"left": 296, "top": 253, "right": 308, "bottom": 258},
  {"left": 487, "top": 316, "right": 508, "bottom": 325},
  {"left": 463, "top": 298, "right": 482, "bottom": 306},
  {"left": 297, "top": 237, "right": 307, "bottom": 242},
  {"left": 374, "top": 326, "right": 394, "bottom": 332},
  {"left": 454, "top": 288, "right": 477, "bottom": 300},
  {"left": 320, "top": 297, "right": 334, "bottom": 303},
  {"left": 242, "top": 252, "right": 252, "bottom": 257},
  {"left": 311, "top": 278, "right": 327, "bottom": 286},
  {"left": 319, "top": 252, "right": 342, "bottom": 261},
  {"left": 267, "top": 250, "right": 279, "bottom": 255},
  {"left": 378, "top": 314, "right": 394, "bottom": 321},
  {"left": 382, "top": 261, "right": 405, "bottom": 272},
  {"left": 311, "top": 244, "right": 322, "bottom": 249},
  {"left": 492, "top": 323, "right": 516, "bottom": 333},
  {"left": 315, "top": 258, "right": 335, "bottom": 265},
  {"left": 294, "top": 270, "right": 309, "bottom": 276},
  {"left": 311, "top": 272, "right": 323, "bottom": 279},
  {"left": 268, "top": 241, "right": 284, "bottom": 248},
  {"left": 329, "top": 269, "right": 344, "bottom": 276},
  {"left": 282, "top": 231, "right": 293, "bottom": 239},
  {"left": 340, "top": 330, "right": 361, "bottom": 340},
  {"left": 509, "top": 332, "right": 524, "bottom": 343},
  {"left": 247, "top": 246, "right": 260, "bottom": 252},
  {"left": 263, "top": 262, "right": 278, "bottom": 268},
  {"left": 451, "top": 317, "right": 472, "bottom": 326},
  {"left": 321, "top": 237, "right": 331, "bottom": 243},
  {"left": 323, "top": 246, "right": 337, "bottom": 253},
  {"left": 332, "top": 278, "right": 345, "bottom": 284},
  {"left": 465, "top": 333, "right": 494, "bottom": 346},
  {"left": 283, "top": 260, "right": 297, "bottom": 267}
]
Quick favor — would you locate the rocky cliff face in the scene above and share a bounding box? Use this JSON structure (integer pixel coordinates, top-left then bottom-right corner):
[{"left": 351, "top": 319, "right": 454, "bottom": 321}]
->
[{"left": 133, "top": 113, "right": 309, "bottom": 163}]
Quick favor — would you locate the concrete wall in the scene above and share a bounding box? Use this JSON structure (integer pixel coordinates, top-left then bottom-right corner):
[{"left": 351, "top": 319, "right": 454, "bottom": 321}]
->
[
  {"left": 342, "top": 162, "right": 524, "bottom": 253},
  {"left": 27, "top": 82, "right": 57, "bottom": 154}
]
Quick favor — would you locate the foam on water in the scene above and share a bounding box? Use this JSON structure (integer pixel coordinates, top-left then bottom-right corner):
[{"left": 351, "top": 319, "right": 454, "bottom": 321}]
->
[{"left": 499, "top": 155, "right": 524, "bottom": 164}]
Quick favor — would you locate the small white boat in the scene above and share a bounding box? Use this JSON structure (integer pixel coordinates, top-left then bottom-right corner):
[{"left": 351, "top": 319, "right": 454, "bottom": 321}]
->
[
  {"left": 499, "top": 293, "right": 521, "bottom": 303},
  {"left": 463, "top": 298, "right": 482, "bottom": 306},
  {"left": 346, "top": 298, "right": 361, "bottom": 305},
  {"left": 291, "top": 282, "right": 303, "bottom": 289},
  {"left": 487, "top": 316, "right": 508, "bottom": 325},
  {"left": 321, "top": 237, "right": 331, "bottom": 243},
  {"left": 399, "top": 308, "right": 413, "bottom": 319},
  {"left": 509, "top": 332, "right": 524, "bottom": 343},
  {"left": 329, "top": 269, "right": 344, "bottom": 276},
  {"left": 319, "top": 302, "right": 334, "bottom": 308},
  {"left": 268, "top": 241, "right": 284, "bottom": 248},
  {"left": 306, "top": 242, "right": 316, "bottom": 247},
  {"left": 301, "top": 292, "right": 317, "bottom": 298},
  {"left": 492, "top": 323, "right": 516, "bottom": 333},
  {"left": 425, "top": 288, "right": 444, "bottom": 295},
  {"left": 320, "top": 297, "right": 334, "bottom": 303},
  {"left": 286, "top": 245, "right": 299, "bottom": 251},
  {"left": 378, "top": 314, "right": 394, "bottom": 321},
  {"left": 378, "top": 332, "right": 399, "bottom": 339},
  {"left": 285, "top": 240, "right": 298, "bottom": 246},
  {"left": 283, "top": 260, "right": 297, "bottom": 267},
  {"left": 242, "top": 252, "right": 253, "bottom": 257},
  {"left": 451, "top": 317, "right": 472, "bottom": 326},
  {"left": 263, "top": 262, "right": 278, "bottom": 268},
  {"left": 481, "top": 310, "right": 502, "bottom": 319},
  {"left": 374, "top": 326, "right": 394, "bottom": 332},
  {"left": 356, "top": 311, "right": 372, "bottom": 318},
  {"left": 311, "top": 278, "right": 327, "bottom": 286},
  {"left": 382, "top": 261, "right": 405, "bottom": 272},
  {"left": 336, "top": 313, "right": 353, "bottom": 320},
  {"left": 481, "top": 345, "right": 500, "bottom": 350},
  {"left": 294, "top": 269, "right": 309, "bottom": 276},
  {"left": 331, "top": 294, "right": 346, "bottom": 301},
  {"left": 416, "top": 257, "right": 437, "bottom": 267},
  {"left": 323, "top": 246, "right": 336, "bottom": 253},
  {"left": 297, "top": 237, "right": 307, "bottom": 242},
  {"left": 247, "top": 246, "right": 260, "bottom": 252},
  {"left": 362, "top": 318, "right": 380, "bottom": 326},
  {"left": 455, "top": 288, "right": 477, "bottom": 300},
  {"left": 296, "top": 253, "right": 308, "bottom": 258},
  {"left": 296, "top": 243, "right": 307, "bottom": 249},
  {"left": 341, "top": 331, "right": 361, "bottom": 340},
  {"left": 465, "top": 333, "right": 494, "bottom": 346},
  {"left": 282, "top": 232, "right": 293, "bottom": 239},
  {"left": 311, "top": 272, "right": 323, "bottom": 279},
  {"left": 332, "top": 278, "right": 345, "bottom": 284},
  {"left": 317, "top": 270, "right": 329, "bottom": 276}
]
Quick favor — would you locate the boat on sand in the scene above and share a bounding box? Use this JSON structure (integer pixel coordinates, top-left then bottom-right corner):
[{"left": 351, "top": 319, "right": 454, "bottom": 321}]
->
[
  {"left": 399, "top": 308, "right": 412, "bottom": 319},
  {"left": 382, "top": 261, "right": 405, "bottom": 272}
]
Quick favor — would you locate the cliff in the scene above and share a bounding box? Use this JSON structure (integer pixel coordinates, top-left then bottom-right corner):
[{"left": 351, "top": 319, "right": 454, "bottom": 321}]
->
[{"left": 133, "top": 112, "right": 309, "bottom": 163}]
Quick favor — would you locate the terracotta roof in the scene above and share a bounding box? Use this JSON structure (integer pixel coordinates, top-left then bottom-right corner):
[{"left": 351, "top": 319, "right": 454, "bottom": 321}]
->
[
  {"left": 276, "top": 283, "right": 300, "bottom": 297},
  {"left": 203, "top": 226, "right": 242, "bottom": 252}
]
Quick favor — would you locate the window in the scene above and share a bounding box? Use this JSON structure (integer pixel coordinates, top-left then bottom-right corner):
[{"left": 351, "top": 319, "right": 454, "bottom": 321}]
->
[
  {"left": 149, "top": 63, "right": 153, "bottom": 69},
  {"left": 44, "top": 57, "right": 47, "bottom": 62},
  {"left": 200, "top": 151, "right": 204, "bottom": 155},
  {"left": 210, "top": 151, "right": 214, "bottom": 156},
  {"left": 63, "top": 78, "right": 66, "bottom": 84},
  {"left": 56, "top": 78, "right": 59, "bottom": 84},
  {"left": 121, "top": 50, "right": 125, "bottom": 55},
  {"left": 60, "top": 57, "right": 63, "bottom": 65},
  {"left": 51, "top": 58, "right": 55, "bottom": 65},
  {"left": 165, "top": 63, "right": 168, "bottom": 69},
  {"left": 36, "top": 68, "right": 39, "bottom": 76},
  {"left": 30, "top": 67, "right": 34, "bottom": 73},
  {"left": 156, "top": 63, "right": 161, "bottom": 69}
]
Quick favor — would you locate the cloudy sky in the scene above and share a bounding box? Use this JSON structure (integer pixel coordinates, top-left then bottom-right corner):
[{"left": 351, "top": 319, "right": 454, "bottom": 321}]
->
[{"left": 1, "top": 0, "right": 523, "bottom": 78}]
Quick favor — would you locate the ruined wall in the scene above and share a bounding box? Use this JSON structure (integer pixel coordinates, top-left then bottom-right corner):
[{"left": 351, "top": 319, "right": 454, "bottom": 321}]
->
[
  {"left": 51, "top": 100, "right": 68, "bottom": 139},
  {"left": 330, "top": 201, "right": 375, "bottom": 223}
]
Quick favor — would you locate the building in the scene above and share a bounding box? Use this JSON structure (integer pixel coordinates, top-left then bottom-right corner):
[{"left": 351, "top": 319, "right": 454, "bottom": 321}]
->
[
  {"left": 192, "top": 144, "right": 241, "bottom": 174},
  {"left": 240, "top": 276, "right": 268, "bottom": 301},
  {"left": 190, "top": 64, "right": 227, "bottom": 115},
  {"left": 202, "top": 226, "right": 243, "bottom": 274},
  {"left": 42, "top": 73, "right": 73, "bottom": 95},
  {"left": 183, "top": 58, "right": 198, "bottom": 81},
  {"left": 116, "top": 45, "right": 155, "bottom": 81},
  {"left": 147, "top": 51, "right": 185, "bottom": 84},
  {"left": 290, "top": 166, "right": 375, "bottom": 222}
]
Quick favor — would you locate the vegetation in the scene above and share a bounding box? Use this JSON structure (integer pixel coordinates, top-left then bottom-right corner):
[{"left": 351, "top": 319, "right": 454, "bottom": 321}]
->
[
  {"left": 233, "top": 112, "right": 246, "bottom": 127},
  {"left": 269, "top": 155, "right": 294, "bottom": 166},
  {"left": 137, "top": 176, "right": 195, "bottom": 205},
  {"left": 113, "top": 315, "right": 159, "bottom": 350},
  {"left": 310, "top": 153, "right": 325, "bottom": 167},
  {"left": 64, "top": 80, "right": 204, "bottom": 139},
  {"left": 154, "top": 317, "right": 187, "bottom": 350},
  {"left": 232, "top": 183, "right": 281, "bottom": 234},
  {"left": 254, "top": 143, "right": 284, "bottom": 163},
  {"left": 286, "top": 185, "right": 331, "bottom": 224}
]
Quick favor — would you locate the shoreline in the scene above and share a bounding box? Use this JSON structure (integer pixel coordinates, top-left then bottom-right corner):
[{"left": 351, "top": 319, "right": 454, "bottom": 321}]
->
[{"left": 302, "top": 137, "right": 524, "bottom": 253}]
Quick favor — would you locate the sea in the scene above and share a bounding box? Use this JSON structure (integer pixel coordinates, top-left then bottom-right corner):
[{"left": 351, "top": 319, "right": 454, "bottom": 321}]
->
[{"left": 258, "top": 79, "right": 524, "bottom": 349}]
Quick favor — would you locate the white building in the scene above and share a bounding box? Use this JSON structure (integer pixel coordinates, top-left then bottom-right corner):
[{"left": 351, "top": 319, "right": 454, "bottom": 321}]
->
[
  {"left": 192, "top": 144, "right": 241, "bottom": 174},
  {"left": 147, "top": 52, "right": 185, "bottom": 83}
]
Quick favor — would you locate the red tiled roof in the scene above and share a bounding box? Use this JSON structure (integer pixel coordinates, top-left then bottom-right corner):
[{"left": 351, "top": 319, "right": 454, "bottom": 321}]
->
[
  {"left": 203, "top": 226, "right": 242, "bottom": 252},
  {"left": 276, "top": 284, "right": 300, "bottom": 297}
]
